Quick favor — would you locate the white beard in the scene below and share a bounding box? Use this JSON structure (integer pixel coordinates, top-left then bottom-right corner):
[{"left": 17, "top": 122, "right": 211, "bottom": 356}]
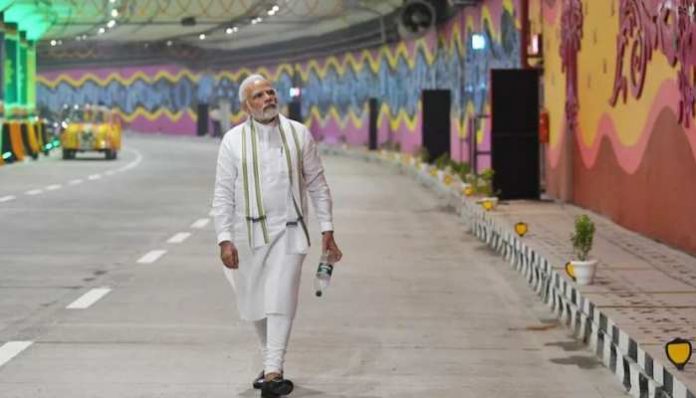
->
[{"left": 251, "top": 105, "right": 278, "bottom": 121}]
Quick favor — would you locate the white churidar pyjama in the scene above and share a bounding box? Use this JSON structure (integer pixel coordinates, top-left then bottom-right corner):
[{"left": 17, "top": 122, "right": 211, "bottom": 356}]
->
[{"left": 253, "top": 314, "right": 294, "bottom": 374}]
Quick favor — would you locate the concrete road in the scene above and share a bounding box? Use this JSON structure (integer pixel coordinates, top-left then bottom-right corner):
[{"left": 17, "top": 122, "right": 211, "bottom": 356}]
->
[{"left": 0, "top": 134, "right": 628, "bottom": 397}]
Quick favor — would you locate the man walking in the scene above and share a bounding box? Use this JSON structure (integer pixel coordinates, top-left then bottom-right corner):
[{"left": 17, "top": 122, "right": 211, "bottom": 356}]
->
[{"left": 212, "top": 74, "right": 342, "bottom": 397}]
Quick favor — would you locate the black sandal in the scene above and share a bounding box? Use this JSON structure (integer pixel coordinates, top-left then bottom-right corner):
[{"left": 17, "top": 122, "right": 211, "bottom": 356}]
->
[
  {"left": 252, "top": 371, "right": 265, "bottom": 389},
  {"left": 261, "top": 375, "right": 294, "bottom": 397}
]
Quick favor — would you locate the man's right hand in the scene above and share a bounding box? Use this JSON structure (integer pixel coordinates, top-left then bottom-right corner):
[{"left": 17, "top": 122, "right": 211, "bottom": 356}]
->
[{"left": 219, "top": 241, "right": 239, "bottom": 269}]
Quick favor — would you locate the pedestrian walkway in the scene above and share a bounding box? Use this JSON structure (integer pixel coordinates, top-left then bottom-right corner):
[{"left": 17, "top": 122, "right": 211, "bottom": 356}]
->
[{"left": 325, "top": 145, "right": 696, "bottom": 398}]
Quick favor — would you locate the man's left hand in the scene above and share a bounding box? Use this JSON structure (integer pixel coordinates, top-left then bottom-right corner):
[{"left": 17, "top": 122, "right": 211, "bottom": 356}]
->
[{"left": 321, "top": 231, "right": 343, "bottom": 263}]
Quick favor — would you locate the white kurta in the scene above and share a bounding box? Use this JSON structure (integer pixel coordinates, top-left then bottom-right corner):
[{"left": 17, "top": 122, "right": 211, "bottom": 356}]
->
[{"left": 212, "top": 115, "right": 333, "bottom": 321}]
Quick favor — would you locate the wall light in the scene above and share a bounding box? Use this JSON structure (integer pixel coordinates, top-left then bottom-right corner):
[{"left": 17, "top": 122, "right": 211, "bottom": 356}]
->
[
  {"left": 565, "top": 262, "right": 576, "bottom": 281},
  {"left": 515, "top": 222, "right": 528, "bottom": 237},
  {"left": 472, "top": 33, "right": 486, "bottom": 50},
  {"left": 666, "top": 338, "right": 692, "bottom": 370}
]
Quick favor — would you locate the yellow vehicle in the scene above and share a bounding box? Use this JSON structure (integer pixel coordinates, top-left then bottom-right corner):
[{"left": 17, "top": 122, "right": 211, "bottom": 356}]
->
[{"left": 61, "top": 105, "right": 121, "bottom": 160}]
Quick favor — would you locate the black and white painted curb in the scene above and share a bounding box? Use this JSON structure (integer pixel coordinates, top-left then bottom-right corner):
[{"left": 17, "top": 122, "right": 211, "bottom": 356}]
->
[{"left": 322, "top": 146, "right": 694, "bottom": 398}]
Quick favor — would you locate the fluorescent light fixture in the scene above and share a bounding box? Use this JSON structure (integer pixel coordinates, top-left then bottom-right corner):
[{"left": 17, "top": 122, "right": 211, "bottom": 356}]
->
[{"left": 472, "top": 33, "right": 486, "bottom": 50}]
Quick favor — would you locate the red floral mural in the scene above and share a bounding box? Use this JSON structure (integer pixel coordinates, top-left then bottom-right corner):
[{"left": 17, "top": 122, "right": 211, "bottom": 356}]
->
[
  {"left": 610, "top": 0, "right": 696, "bottom": 127},
  {"left": 560, "top": 0, "right": 583, "bottom": 134}
]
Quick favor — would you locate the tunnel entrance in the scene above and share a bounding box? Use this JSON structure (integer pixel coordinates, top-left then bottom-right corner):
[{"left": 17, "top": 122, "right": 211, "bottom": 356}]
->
[{"left": 421, "top": 89, "right": 451, "bottom": 163}]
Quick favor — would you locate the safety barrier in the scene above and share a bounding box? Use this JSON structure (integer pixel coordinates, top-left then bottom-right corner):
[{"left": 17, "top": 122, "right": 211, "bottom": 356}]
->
[{"left": 0, "top": 121, "right": 55, "bottom": 166}]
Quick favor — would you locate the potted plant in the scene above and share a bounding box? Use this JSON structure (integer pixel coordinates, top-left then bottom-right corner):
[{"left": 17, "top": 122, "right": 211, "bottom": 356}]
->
[
  {"left": 433, "top": 153, "right": 451, "bottom": 181},
  {"left": 462, "top": 172, "right": 476, "bottom": 196},
  {"left": 415, "top": 146, "right": 430, "bottom": 172},
  {"left": 477, "top": 168, "right": 499, "bottom": 210},
  {"left": 570, "top": 214, "right": 597, "bottom": 285}
]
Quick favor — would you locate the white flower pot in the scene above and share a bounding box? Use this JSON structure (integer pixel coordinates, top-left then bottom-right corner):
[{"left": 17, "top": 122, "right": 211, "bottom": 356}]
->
[
  {"left": 478, "top": 197, "right": 498, "bottom": 211},
  {"left": 570, "top": 259, "right": 597, "bottom": 285}
]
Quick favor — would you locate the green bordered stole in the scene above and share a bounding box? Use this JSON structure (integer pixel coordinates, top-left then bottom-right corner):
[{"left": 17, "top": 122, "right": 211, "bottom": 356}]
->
[{"left": 240, "top": 116, "right": 311, "bottom": 250}]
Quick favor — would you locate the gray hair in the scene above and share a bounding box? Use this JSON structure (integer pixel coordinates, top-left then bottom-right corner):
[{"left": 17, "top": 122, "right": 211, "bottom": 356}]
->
[{"left": 238, "top": 74, "right": 267, "bottom": 103}]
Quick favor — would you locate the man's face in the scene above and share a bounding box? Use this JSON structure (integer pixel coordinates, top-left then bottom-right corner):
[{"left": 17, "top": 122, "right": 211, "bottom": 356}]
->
[{"left": 244, "top": 80, "right": 278, "bottom": 121}]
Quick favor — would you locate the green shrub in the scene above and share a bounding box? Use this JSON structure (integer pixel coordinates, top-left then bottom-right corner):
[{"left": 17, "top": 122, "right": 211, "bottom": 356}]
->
[
  {"left": 477, "top": 168, "right": 495, "bottom": 197},
  {"left": 449, "top": 161, "right": 471, "bottom": 180},
  {"left": 571, "top": 215, "right": 595, "bottom": 261},
  {"left": 434, "top": 153, "right": 451, "bottom": 170}
]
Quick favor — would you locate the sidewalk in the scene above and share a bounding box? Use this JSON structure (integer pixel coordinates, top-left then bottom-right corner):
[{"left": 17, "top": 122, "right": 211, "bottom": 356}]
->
[{"left": 325, "top": 145, "right": 696, "bottom": 398}]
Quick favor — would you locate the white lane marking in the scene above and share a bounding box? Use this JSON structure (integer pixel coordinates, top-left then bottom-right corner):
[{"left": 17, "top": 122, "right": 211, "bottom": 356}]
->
[
  {"left": 117, "top": 148, "right": 143, "bottom": 172},
  {"left": 137, "top": 250, "right": 167, "bottom": 264},
  {"left": 45, "top": 184, "right": 62, "bottom": 191},
  {"left": 25, "top": 189, "right": 43, "bottom": 196},
  {"left": 68, "top": 179, "right": 83, "bottom": 185},
  {"left": 0, "top": 341, "right": 33, "bottom": 368},
  {"left": 190, "top": 218, "right": 210, "bottom": 229},
  {"left": 167, "top": 232, "right": 192, "bottom": 244},
  {"left": 66, "top": 288, "right": 112, "bottom": 309},
  {"left": 87, "top": 174, "right": 102, "bottom": 180},
  {"left": 0, "top": 195, "right": 16, "bottom": 203}
]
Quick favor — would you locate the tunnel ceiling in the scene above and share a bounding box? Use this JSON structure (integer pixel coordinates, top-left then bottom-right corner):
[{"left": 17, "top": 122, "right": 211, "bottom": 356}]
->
[{"left": 38, "top": 0, "right": 401, "bottom": 51}]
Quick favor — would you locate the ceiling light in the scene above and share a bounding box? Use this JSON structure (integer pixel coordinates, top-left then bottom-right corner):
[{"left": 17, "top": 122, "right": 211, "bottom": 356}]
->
[
  {"left": 111, "top": 9, "right": 118, "bottom": 17},
  {"left": 199, "top": 33, "right": 206, "bottom": 40},
  {"left": 107, "top": 20, "right": 116, "bottom": 28},
  {"left": 98, "top": 27, "right": 106, "bottom": 34}
]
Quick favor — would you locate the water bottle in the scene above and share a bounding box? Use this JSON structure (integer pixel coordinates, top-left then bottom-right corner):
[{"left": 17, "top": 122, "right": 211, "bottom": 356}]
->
[{"left": 314, "top": 252, "right": 334, "bottom": 297}]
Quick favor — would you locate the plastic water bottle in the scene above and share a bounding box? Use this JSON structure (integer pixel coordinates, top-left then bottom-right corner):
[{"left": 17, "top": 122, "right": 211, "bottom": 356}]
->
[{"left": 314, "top": 252, "right": 334, "bottom": 297}]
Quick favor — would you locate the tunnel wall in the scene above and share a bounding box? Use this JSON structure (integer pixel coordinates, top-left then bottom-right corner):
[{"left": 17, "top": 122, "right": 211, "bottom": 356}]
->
[
  {"left": 35, "top": 1, "right": 696, "bottom": 255},
  {"left": 37, "top": 0, "right": 523, "bottom": 169},
  {"left": 536, "top": 0, "right": 696, "bottom": 254}
]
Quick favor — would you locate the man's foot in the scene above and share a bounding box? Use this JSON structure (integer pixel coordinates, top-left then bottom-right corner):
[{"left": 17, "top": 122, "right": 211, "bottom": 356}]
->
[
  {"left": 261, "top": 372, "right": 294, "bottom": 397},
  {"left": 252, "top": 371, "right": 264, "bottom": 389}
]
